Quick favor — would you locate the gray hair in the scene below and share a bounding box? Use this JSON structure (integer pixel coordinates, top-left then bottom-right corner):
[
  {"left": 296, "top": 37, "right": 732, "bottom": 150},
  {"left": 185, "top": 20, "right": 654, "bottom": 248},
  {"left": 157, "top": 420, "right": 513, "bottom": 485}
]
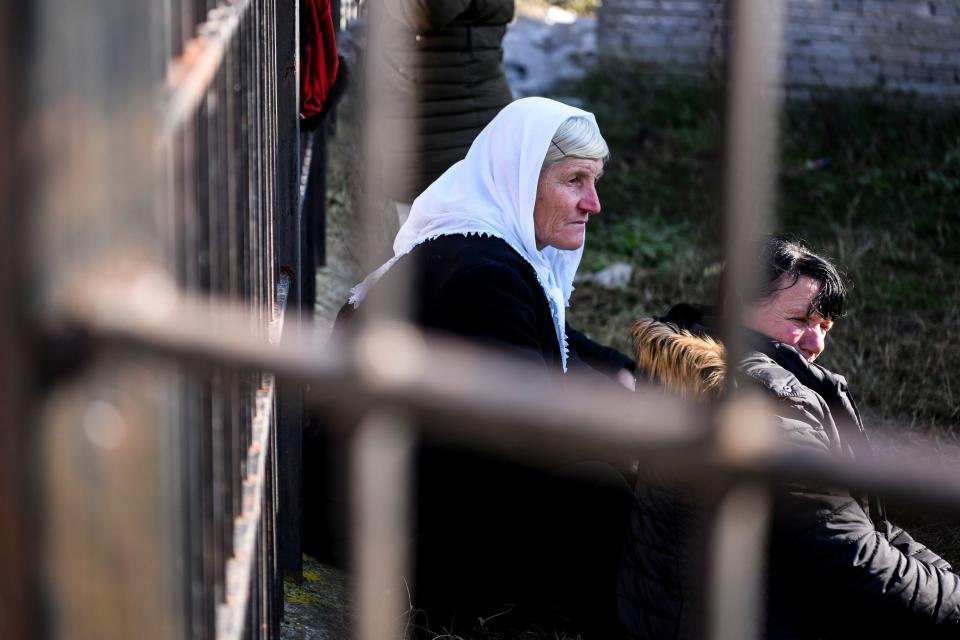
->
[{"left": 542, "top": 116, "right": 609, "bottom": 167}]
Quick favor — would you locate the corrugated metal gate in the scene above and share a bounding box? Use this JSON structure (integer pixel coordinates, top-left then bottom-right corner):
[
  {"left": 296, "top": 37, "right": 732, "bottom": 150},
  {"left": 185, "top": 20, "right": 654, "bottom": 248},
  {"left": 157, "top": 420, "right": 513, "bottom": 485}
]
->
[{"left": 1, "top": 1, "right": 959, "bottom": 640}]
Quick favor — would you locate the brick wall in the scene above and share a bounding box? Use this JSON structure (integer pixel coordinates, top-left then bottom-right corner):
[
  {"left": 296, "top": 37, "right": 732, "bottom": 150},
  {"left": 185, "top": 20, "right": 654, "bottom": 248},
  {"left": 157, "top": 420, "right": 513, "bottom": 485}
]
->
[{"left": 597, "top": 0, "right": 960, "bottom": 99}]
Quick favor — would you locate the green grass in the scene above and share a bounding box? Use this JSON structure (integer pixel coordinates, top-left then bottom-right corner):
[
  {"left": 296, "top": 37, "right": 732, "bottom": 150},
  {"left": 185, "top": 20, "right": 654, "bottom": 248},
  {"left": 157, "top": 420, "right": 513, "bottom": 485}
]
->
[{"left": 558, "top": 65, "right": 960, "bottom": 430}]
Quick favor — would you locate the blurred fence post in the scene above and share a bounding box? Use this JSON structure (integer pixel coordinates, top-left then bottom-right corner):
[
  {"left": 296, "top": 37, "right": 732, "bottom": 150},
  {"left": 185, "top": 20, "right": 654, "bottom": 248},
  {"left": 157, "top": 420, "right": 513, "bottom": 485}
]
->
[
  {"left": 351, "top": 412, "right": 413, "bottom": 640},
  {"left": 710, "top": 0, "right": 787, "bottom": 638},
  {"left": 28, "top": 0, "right": 179, "bottom": 635},
  {"left": 0, "top": 3, "right": 36, "bottom": 638}
]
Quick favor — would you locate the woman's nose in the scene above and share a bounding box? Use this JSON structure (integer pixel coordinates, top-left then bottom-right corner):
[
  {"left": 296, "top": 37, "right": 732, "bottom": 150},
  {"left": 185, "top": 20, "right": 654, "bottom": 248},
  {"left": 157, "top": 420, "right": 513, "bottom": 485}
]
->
[
  {"left": 800, "top": 326, "right": 825, "bottom": 359},
  {"left": 581, "top": 184, "right": 601, "bottom": 215}
]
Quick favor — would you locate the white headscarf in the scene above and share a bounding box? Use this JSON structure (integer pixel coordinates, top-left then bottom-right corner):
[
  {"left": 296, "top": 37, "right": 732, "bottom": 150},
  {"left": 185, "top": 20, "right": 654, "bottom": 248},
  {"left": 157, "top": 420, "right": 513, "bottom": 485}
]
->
[{"left": 349, "top": 97, "right": 599, "bottom": 371}]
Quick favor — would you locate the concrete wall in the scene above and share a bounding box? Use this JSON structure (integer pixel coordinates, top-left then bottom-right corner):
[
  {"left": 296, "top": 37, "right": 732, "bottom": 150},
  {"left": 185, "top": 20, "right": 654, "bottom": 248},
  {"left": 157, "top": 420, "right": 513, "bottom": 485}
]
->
[{"left": 597, "top": 0, "right": 960, "bottom": 99}]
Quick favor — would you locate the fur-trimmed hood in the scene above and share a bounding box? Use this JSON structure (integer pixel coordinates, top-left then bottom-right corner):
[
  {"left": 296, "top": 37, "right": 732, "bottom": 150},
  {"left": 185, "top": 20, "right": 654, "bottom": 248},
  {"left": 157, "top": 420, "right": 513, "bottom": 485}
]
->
[{"left": 629, "top": 317, "right": 726, "bottom": 399}]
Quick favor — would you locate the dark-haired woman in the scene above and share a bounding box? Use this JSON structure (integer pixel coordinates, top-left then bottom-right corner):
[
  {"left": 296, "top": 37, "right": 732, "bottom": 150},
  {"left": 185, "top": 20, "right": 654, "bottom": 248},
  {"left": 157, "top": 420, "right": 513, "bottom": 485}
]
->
[{"left": 618, "top": 236, "right": 960, "bottom": 639}]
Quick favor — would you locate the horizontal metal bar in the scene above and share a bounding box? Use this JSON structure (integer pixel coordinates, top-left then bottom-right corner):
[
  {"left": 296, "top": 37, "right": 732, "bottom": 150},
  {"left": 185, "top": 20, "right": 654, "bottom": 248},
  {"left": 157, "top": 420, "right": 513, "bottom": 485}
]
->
[
  {"left": 50, "top": 268, "right": 709, "bottom": 451},
  {"left": 49, "top": 274, "right": 960, "bottom": 509},
  {"left": 163, "top": 0, "right": 253, "bottom": 139}
]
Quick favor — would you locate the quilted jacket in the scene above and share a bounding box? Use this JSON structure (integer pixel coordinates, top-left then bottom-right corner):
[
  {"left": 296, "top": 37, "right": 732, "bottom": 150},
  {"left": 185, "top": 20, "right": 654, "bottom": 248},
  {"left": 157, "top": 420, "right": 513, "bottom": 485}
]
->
[{"left": 373, "top": 0, "right": 515, "bottom": 202}]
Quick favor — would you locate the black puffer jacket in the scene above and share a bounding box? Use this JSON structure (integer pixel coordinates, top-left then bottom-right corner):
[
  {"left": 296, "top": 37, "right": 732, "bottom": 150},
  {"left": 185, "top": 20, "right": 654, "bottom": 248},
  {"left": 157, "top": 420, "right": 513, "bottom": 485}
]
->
[
  {"left": 619, "top": 311, "right": 960, "bottom": 639},
  {"left": 374, "top": 0, "right": 515, "bottom": 202}
]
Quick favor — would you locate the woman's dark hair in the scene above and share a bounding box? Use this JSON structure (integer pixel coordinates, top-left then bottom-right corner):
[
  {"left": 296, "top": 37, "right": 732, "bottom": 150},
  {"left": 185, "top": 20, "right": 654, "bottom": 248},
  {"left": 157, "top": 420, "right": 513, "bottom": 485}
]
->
[{"left": 755, "top": 235, "right": 847, "bottom": 319}]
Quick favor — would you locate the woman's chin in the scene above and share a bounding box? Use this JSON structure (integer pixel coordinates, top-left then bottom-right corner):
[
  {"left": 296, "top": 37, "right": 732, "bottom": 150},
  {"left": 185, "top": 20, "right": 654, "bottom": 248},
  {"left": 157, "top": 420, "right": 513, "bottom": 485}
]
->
[{"left": 551, "top": 232, "right": 586, "bottom": 251}]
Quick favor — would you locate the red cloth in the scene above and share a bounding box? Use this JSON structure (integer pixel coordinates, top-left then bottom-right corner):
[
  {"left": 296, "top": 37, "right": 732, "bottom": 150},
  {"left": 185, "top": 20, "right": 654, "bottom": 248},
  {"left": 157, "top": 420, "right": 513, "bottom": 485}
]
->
[{"left": 300, "top": 0, "right": 339, "bottom": 119}]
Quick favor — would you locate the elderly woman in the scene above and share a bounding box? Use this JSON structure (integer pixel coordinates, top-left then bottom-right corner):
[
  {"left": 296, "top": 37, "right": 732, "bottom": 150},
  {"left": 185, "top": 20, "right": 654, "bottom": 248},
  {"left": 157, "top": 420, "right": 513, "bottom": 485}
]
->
[
  {"left": 619, "top": 235, "right": 960, "bottom": 639},
  {"left": 344, "top": 97, "right": 632, "bottom": 381},
  {"left": 328, "top": 97, "right": 634, "bottom": 634}
]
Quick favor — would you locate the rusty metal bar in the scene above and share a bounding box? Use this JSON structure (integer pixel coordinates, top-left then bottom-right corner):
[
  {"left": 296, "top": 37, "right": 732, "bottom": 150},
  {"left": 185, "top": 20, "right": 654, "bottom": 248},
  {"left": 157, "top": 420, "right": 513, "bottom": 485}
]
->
[
  {"left": 50, "top": 276, "right": 708, "bottom": 456},
  {"left": 164, "top": 0, "right": 253, "bottom": 139},
  {"left": 217, "top": 372, "right": 278, "bottom": 640},
  {"left": 48, "top": 281, "right": 960, "bottom": 510}
]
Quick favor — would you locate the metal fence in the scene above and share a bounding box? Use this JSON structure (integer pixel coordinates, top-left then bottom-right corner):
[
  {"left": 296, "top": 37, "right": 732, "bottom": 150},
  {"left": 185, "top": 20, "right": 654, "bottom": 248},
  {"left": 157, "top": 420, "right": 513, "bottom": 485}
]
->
[
  {"left": 2, "top": 1, "right": 959, "bottom": 640},
  {"left": 3, "top": 0, "right": 302, "bottom": 638}
]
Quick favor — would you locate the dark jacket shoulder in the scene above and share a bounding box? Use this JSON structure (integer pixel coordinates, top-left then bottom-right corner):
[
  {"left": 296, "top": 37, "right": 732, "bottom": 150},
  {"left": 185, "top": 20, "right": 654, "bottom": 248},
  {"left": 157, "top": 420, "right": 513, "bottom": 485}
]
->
[
  {"left": 738, "top": 349, "right": 836, "bottom": 453},
  {"left": 354, "top": 235, "right": 562, "bottom": 369}
]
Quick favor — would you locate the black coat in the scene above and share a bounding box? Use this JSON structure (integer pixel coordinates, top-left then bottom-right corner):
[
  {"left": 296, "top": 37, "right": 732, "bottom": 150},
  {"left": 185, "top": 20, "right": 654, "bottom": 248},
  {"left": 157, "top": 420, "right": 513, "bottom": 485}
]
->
[
  {"left": 339, "top": 233, "right": 634, "bottom": 377},
  {"left": 331, "top": 235, "right": 634, "bottom": 635},
  {"left": 619, "top": 313, "right": 960, "bottom": 639},
  {"left": 375, "top": 0, "right": 515, "bottom": 202}
]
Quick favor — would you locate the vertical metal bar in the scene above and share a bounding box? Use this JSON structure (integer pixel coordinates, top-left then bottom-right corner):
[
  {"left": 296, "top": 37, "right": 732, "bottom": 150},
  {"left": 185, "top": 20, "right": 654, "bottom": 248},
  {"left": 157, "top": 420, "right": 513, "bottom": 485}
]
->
[
  {"left": 235, "top": 10, "right": 252, "bottom": 545},
  {"left": 720, "top": 0, "right": 786, "bottom": 360},
  {"left": 210, "top": 44, "right": 234, "bottom": 604},
  {"left": 708, "top": 483, "right": 771, "bottom": 640},
  {"left": 356, "top": 0, "right": 414, "bottom": 322},
  {"left": 266, "top": 0, "right": 279, "bottom": 317},
  {"left": 0, "top": 3, "right": 35, "bottom": 638},
  {"left": 305, "top": 125, "right": 329, "bottom": 278},
  {"left": 352, "top": 413, "right": 414, "bottom": 640},
  {"left": 29, "top": 0, "right": 183, "bottom": 636},
  {"left": 274, "top": 0, "right": 305, "bottom": 580},
  {"left": 274, "top": 0, "right": 304, "bottom": 579},
  {"left": 350, "top": 6, "right": 417, "bottom": 639},
  {"left": 263, "top": 0, "right": 277, "bottom": 625},
  {"left": 197, "top": 92, "right": 221, "bottom": 637},
  {"left": 266, "top": 390, "right": 281, "bottom": 636},
  {"left": 710, "top": 0, "right": 787, "bottom": 639}
]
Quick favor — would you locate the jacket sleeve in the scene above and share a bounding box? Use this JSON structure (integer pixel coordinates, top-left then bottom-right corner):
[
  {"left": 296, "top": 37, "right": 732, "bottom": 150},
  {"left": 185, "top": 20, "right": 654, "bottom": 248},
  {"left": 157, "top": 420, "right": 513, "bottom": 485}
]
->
[
  {"left": 436, "top": 262, "right": 550, "bottom": 368},
  {"left": 384, "top": 0, "right": 474, "bottom": 31},
  {"left": 886, "top": 523, "right": 953, "bottom": 571},
  {"left": 566, "top": 326, "right": 636, "bottom": 378},
  {"left": 770, "top": 398, "right": 960, "bottom": 631}
]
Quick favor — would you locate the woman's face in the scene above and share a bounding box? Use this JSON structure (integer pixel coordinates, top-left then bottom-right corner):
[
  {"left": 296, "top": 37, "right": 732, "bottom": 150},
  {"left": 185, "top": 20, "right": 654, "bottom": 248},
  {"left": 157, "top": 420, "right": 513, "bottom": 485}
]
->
[
  {"left": 745, "top": 275, "right": 834, "bottom": 362},
  {"left": 533, "top": 157, "right": 603, "bottom": 251}
]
